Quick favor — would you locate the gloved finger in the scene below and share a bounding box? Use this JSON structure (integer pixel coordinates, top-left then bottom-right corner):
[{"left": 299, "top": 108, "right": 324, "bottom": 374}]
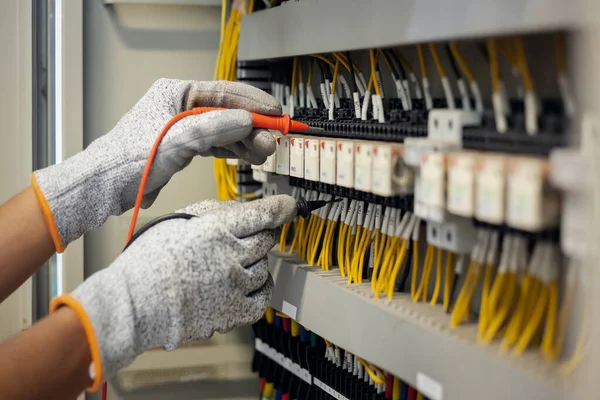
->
[
  {"left": 167, "top": 109, "right": 255, "bottom": 151},
  {"left": 237, "top": 258, "right": 269, "bottom": 295},
  {"left": 141, "top": 181, "right": 169, "bottom": 209},
  {"left": 220, "top": 195, "right": 297, "bottom": 238},
  {"left": 235, "top": 229, "right": 280, "bottom": 266},
  {"left": 239, "top": 273, "right": 274, "bottom": 325},
  {"left": 200, "top": 147, "right": 240, "bottom": 160},
  {"left": 184, "top": 81, "right": 282, "bottom": 116},
  {"left": 240, "top": 129, "right": 276, "bottom": 164},
  {"left": 176, "top": 199, "right": 239, "bottom": 216},
  {"left": 203, "top": 130, "right": 276, "bottom": 165}
]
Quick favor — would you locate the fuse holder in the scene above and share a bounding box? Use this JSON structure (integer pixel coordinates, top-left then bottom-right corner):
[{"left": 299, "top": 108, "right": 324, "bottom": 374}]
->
[
  {"left": 447, "top": 151, "right": 478, "bottom": 217},
  {"left": 354, "top": 142, "right": 374, "bottom": 192},
  {"left": 319, "top": 139, "right": 337, "bottom": 185},
  {"left": 289, "top": 135, "right": 305, "bottom": 178},
  {"left": 336, "top": 140, "right": 355, "bottom": 189},
  {"left": 419, "top": 151, "right": 446, "bottom": 222},
  {"left": 275, "top": 135, "right": 290, "bottom": 175},
  {"left": 372, "top": 143, "right": 413, "bottom": 197},
  {"left": 506, "top": 156, "right": 560, "bottom": 231},
  {"left": 304, "top": 138, "right": 320, "bottom": 182},
  {"left": 475, "top": 154, "right": 507, "bottom": 225}
]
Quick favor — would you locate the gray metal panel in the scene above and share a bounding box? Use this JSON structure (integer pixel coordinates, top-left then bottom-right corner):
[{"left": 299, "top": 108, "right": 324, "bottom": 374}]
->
[
  {"left": 239, "top": 0, "right": 586, "bottom": 61},
  {"left": 268, "top": 251, "right": 568, "bottom": 400},
  {"left": 104, "top": 0, "right": 221, "bottom": 5}
]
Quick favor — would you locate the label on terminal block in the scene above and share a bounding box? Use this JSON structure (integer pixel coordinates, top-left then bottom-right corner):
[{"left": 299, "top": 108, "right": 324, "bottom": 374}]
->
[
  {"left": 336, "top": 140, "right": 355, "bottom": 188},
  {"left": 354, "top": 142, "right": 373, "bottom": 192},
  {"left": 372, "top": 143, "right": 394, "bottom": 196},
  {"left": 276, "top": 136, "right": 290, "bottom": 175},
  {"left": 304, "top": 138, "right": 320, "bottom": 182},
  {"left": 319, "top": 139, "right": 337, "bottom": 184},
  {"left": 289, "top": 136, "right": 304, "bottom": 178}
]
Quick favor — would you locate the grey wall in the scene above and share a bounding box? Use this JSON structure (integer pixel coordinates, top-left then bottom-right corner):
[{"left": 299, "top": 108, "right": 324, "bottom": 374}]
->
[{"left": 83, "top": 1, "right": 221, "bottom": 277}]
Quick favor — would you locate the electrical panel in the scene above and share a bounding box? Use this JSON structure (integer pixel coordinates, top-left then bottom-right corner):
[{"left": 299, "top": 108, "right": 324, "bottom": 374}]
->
[{"left": 215, "top": 1, "right": 598, "bottom": 399}]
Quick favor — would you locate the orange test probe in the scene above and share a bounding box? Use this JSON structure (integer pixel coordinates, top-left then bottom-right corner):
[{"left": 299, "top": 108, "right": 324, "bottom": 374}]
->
[{"left": 191, "top": 107, "right": 324, "bottom": 135}]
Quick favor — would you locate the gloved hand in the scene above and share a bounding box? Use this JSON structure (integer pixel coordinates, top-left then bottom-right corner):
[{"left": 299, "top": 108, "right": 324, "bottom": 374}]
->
[
  {"left": 32, "top": 79, "right": 281, "bottom": 252},
  {"left": 50, "top": 195, "right": 297, "bottom": 391}
]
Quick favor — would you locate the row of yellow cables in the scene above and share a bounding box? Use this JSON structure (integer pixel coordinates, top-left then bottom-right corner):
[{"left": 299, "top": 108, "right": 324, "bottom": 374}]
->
[{"left": 213, "top": 0, "right": 255, "bottom": 200}]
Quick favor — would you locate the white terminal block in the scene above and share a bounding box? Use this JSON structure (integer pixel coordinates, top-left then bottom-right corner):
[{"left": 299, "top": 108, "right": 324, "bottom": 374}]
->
[
  {"left": 289, "top": 136, "right": 305, "bottom": 178},
  {"left": 304, "top": 138, "right": 320, "bottom": 182},
  {"left": 275, "top": 136, "right": 290, "bottom": 175},
  {"left": 372, "top": 143, "right": 414, "bottom": 197},
  {"left": 418, "top": 152, "right": 446, "bottom": 222},
  {"left": 447, "top": 151, "right": 478, "bottom": 217},
  {"left": 354, "top": 142, "right": 374, "bottom": 192},
  {"left": 319, "top": 139, "right": 337, "bottom": 184},
  {"left": 475, "top": 154, "right": 507, "bottom": 224},
  {"left": 427, "top": 109, "right": 482, "bottom": 144},
  {"left": 262, "top": 146, "right": 277, "bottom": 173},
  {"left": 506, "top": 156, "right": 560, "bottom": 231},
  {"left": 336, "top": 140, "right": 355, "bottom": 188}
]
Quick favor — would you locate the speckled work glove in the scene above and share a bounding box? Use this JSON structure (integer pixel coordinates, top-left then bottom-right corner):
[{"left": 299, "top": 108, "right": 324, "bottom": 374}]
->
[
  {"left": 50, "top": 195, "right": 297, "bottom": 392},
  {"left": 32, "top": 79, "right": 281, "bottom": 253}
]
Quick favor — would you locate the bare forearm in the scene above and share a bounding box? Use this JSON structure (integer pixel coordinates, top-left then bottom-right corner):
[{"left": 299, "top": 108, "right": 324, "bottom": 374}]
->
[
  {"left": 0, "top": 307, "right": 92, "bottom": 399},
  {"left": 0, "top": 187, "right": 55, "bottom": 302}
]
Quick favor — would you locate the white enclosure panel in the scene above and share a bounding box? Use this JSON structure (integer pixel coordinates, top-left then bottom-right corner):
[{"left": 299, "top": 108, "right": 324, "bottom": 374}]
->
[{"left": 0, "top": 0, "right": 33, "bottom": 340}]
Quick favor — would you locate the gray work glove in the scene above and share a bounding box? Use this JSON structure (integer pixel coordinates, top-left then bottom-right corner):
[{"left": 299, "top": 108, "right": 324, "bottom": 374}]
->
[
  {"left": 32, "top": 79, "right": 281, "bottom": 252},
  {"left": 49, "top": 195, "right": 297, "bottom": 391}
]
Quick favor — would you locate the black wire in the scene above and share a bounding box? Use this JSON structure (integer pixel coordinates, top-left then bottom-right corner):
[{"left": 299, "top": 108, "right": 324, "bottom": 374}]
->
[
  {"left": 123, "top": 213, "right": 196, "bottom": 251},
  {"left": 345, "top": 51, "right": 359, "bottom": 93},
  {"left": 478, "top": 43, "right": 490, "bottom": 64},
  {"left": 386, "top": 49, "right": 406, "bottom": 80},
  {"left": 381, "top": 50, "right": 400, "bottom": 81},
  {"left": 316, "top": 59, "right": 327, "bottom": 83},
  {"left": 445, "top": 44, "right": 462, "bottom": 80}
]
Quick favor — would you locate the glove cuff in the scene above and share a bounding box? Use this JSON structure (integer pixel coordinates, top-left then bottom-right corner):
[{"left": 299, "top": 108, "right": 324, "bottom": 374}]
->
[
  {"left": 31, "top": 173, "right": 65, "bottom": 253},
  {"left": 50, "top": 294, "right": 104, "bottom": 392},
  {"left": 32, "top": 146, "right": 135, "bottom": 249}
]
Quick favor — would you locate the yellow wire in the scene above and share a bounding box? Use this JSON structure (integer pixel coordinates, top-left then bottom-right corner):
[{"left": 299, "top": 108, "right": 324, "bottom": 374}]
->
[
  {"left": 514, "top": 37, "right": 534, "bottom": 93},
  {"left": 332, "top": 53, "right": 352, "bottom": 73},
  {"left": 357, "top": 358, "right": 385, "bottom": 385},
  {"left": 369, "top": 49, "right": 381, "bottom": 96},
  {"left": 375, "top": 237, "right": 400, "bottom": 298},
  {"left": 512, "top": 286, "right": 549, "bottom": 356},
  {"left": 554, "top": 32, "right": 567, "bottom": 74},
  {"left": 443, "top": 252, "right": 455, "bottom": 312},
  {"left": 386, "top": 240, "right": 408, "bottom": 299},
  {"left": 417, "top": 245, "right": 435, "bottom": 303},
  {"left": 487, "top": 39, "right": 500, "bottom": 94},
  {"left": 248, "top": 0, "right": 255, "bottom": 13},
  {"left": 337, "top": 223, "right": 348, "bottom": 277},
  {"left": 448, "top": 42, "right": 475, "bottom": 82},
  {"left": 430, "top": 248, "right": 443, "bottom": 305},
  {"left": 331, "top": 59, "right": 341, "bottom": 95},
  {"left": 279, "top": 222, "right": 291, "bottom": 252},
  {"left": 307, "top": 58, "right": 313, "bottom": 86},
  {"left": 478, "top": 263, "right": 495, "bottom": 339},
  {"left": 482, "top": 272, "right": 518, "bottom": 343},
  {"left": 291, "top": 57, "right": 298, "bottom": 96},
  {"left": 450, "top": 260, "right": 481, "bottom": 327},
  {"left": 428, "top": 43, "right": 446, "bottom": 78},
  {"left": 410, "top": 240, "right": 422, "bottom": 301},
  {"left": 501, "top": 273, "right": 533, "bottom": 350},
  {"left": 310, "top": 54, "right": 336, "bottom": 70},
  {"left": 417, "top": 44, "right": 427, "bottom": 78},
  {"left": 392, "top": 378, "right": 401, "bottom": 400},
  {"left": 416, "top": 393, "right": 425, "bottom": 400}
]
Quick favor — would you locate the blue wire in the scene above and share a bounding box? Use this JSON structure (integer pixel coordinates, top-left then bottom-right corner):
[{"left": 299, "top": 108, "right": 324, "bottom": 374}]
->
[
  {"left": 300, "top": 326, "right": 309, "bottom": 342},
  {"left": 400, "top": 381, "right": 409, "bottom": 400},
  {"left": 275, "top": 316, "right": 282, "bottom": 329}
]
